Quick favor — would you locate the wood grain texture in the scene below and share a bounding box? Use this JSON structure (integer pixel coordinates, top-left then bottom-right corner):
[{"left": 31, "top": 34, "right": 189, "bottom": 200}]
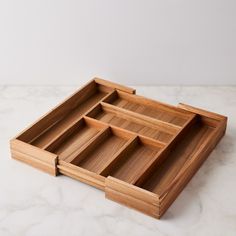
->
[
  {"left": 30, "top": 90, "right": 108, "bottom": 148},
  {"left": 140, "top": 122, "right": 214, "bottom": 195},
  {"left": 74, "top": 130, "right": 128, "bottom": 174},
  {"left": 109, "top": 140, "right": 161, "bottom": 184},
  {"left": 105, "top": 90, "right": 195, "bottom": 120},
  {"left": 10, "top": 78, "right": 227, "bottom": 219}
]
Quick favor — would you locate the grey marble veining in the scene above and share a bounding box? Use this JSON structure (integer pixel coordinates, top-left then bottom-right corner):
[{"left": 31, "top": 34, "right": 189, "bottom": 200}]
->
[{"left": 0, "top": 85, "right": 236, "bottom": 236}]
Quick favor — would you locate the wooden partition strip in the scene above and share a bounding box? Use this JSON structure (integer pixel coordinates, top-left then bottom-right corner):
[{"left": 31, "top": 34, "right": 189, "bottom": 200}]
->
[{"left": 101, "top": 102, "right": 181, "bottom": 134}]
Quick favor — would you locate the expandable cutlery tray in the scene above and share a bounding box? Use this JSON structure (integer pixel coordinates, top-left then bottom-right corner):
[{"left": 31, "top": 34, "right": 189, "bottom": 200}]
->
[{"left": 10, "top": 78, "right": 227, "bottom": 219}]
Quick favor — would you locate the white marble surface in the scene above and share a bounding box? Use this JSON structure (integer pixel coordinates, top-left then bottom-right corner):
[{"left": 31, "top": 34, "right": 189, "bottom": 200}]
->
[{"left": 0, "top": 85, "right": 236, "bottom": 236}]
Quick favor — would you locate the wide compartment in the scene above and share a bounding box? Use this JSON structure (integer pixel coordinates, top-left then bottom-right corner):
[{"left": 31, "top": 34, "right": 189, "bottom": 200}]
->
[
  {"left": 105, "top": 116, "right": 225, "bottom": 218},
  {"left": 103, "top": 90, "right": 193, "bottom": 127},
  {"left": 69, "top": 127, "right": 135, "bottom": 174},
  {"left": 17, "top": 80, "right": 114, "bottom": 149},
  {"left": 105, "top": 137, "right": 162, "bottom": 184},
  {"left": 137, "top": 118, "right": 216, "bottom": 195},
  {"left": 86, "top": 103, "right": 175, "bottom": 143},
  {"left": 46, "top": 118, "right": 107, "bottom": 162}
]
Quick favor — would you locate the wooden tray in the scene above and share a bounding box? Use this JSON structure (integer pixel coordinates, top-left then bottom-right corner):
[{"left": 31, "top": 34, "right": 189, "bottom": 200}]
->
[{"left": 10, "top": 78, "right": 227, "bottom": 219}]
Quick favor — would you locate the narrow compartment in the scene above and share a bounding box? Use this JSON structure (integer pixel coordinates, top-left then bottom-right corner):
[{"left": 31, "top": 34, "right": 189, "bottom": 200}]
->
[
  {"left": 138, "top": 119, "right": 216, "bottom": 195},
  {"left": 86, "top": 104, "right": 174, "bottom": 143},
  {"left": 70, "top": 127, "right": 133, "bottom": 174},
  {"left": 105, "top": 137, "right": 162, "bottom": 184},
  {"left": 103, "top": 91, "right": 192, "bottom": 126},
  {"left": 28, "top": 83, "right": 113, "bottom": 149},
  {"left": 47, "top": 118, "right": 107, "bottom": 162}
]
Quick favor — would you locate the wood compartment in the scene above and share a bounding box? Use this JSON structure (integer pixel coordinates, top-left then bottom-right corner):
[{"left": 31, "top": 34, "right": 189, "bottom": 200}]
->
[
  {"left": 137, "top": 118, "right": 216, "bottom": 196},
  {"left": 46, "top": 118, "right": 107, "bottom": 163},
  {"left": 105, "top": 116, "right": 225, "bottom": 218},
  {"left": 104, "top": 137, "right": 162, "bottom": 184},
  {"left": 86, "top": 103, "right": 175, "bottom": 143},
  {"left": 103, "top": 90, "right": 193, "bottom": 127},
  {"left": 17, "top": 81, "right": 114, "bottom": 149},
  {"left": 69, "top": 127, "right": 135, "bottom": 175}
]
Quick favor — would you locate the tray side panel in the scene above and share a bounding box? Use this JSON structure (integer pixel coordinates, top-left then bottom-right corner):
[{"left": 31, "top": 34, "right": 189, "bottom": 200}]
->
[
  {"left": 159, "top": 119, "right": 226, "bottom": 217},
  {"left": 10, "top": 139, "right": 58, "bottom": 176},
  {"left": 105, "top": 176, "right": 160, "bottom": 218}
]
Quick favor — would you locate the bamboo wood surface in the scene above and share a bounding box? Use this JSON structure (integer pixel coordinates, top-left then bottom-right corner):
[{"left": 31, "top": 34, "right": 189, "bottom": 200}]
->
[{"left": 10, "top": 78, "right": 227, "bottom": 219}]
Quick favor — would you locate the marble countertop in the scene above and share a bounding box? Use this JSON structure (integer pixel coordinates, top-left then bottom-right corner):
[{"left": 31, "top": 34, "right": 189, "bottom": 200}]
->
[{"left": 0, "top": 85, "right": 235, "bottom": 236}]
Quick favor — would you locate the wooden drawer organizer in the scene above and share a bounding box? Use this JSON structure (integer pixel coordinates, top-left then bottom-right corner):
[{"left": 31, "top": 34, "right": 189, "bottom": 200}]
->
[{"left": 10, "top": 78, "right": 227, "bottom": 219}]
